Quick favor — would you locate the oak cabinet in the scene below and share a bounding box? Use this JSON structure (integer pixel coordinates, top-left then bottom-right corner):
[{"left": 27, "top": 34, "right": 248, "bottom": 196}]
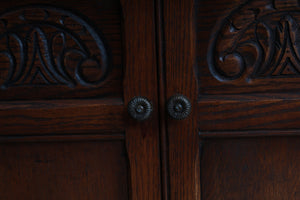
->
[
  {"left": 1, "top": 0, "right": 300, "bottom": 200},
  {"left": 0, "top": 1, "right": 160, "bottom": 199}
]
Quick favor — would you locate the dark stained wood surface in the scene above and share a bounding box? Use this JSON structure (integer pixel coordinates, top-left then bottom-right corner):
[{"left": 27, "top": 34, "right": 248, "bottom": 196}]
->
[
  {"left": 199, "top": 97, "right": 300, "bottom": 131},
  {"left": 122, "top": 0, "right": 162, "bottom": 199},
  {"left": 155, "top": 0, "right": 169, "bottom": 199},
  {"left": 4, "top": 0, "right": 300, "bottom": 199},
  {"left": 0, "top": 99, "right": 124, "bottom": 135},
  {"left": 0, "top": 138, "right": 129, "bottom": 200},
  {"left": 196, "top": 0, "right": 300, "bottom": 95},
  {"left": 0, "top": 0, "right": 162, "bottom": 199},
  {"left": 162, "top": 0, "right": 199, "bottom": 199},
  {"left": 195, "top": 0, "right": 300, "bottom": 133},
  {"left": 0, "top": 0, "right": 123, "bottom": 100},
  {"left": 201, "top": 136, "right": 300, "bottom": 200},
  {"left": 193, "top": 1, "right": 300, "bottom": 200}
]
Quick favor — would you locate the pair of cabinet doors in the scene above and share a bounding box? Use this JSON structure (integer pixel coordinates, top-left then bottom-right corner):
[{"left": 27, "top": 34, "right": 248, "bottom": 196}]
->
[{"left": 0, "top": 0, "right": 300, "bottom": 199}]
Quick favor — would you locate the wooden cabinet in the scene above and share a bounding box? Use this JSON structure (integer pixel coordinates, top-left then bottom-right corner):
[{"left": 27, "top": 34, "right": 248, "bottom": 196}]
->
[
  {"left": 1, "top": 0, "right": 300, "bottom": 199},
  {"left": 0, "top": 1, "right": 161, "bottom": 199}
]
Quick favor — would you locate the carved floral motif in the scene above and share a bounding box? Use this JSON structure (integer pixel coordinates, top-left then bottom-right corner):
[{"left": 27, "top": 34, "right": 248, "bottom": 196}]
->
[
  {"left": 0, "top": 5, "right": 109, "bottom": 89},
  {"left": 208, "top": 0, "right": 300, "bottom": 82}
]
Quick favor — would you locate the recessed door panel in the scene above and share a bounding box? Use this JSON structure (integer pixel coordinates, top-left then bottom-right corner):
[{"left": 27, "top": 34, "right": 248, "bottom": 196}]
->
[
  {"left": 0, "top": 136, "right": 128, "bottom": 200},
  {"left": 201, "top": 136, "right": 300, "bottom": 200}
]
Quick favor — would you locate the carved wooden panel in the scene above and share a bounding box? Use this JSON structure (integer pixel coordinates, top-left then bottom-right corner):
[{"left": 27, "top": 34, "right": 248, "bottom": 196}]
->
[
  {"left": 197, "top": 0, "right": 300, "bottom": 95},
  {"left": 0, "top": 0, "right": 122, "bottom": 100}
]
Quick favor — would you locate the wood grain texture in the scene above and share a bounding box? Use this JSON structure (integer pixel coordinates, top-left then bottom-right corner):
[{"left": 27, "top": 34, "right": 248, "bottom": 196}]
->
[
  {"left": 162, "top": 0, "right": 199, "bottom": 199},
  {"left": 0, "top": 0, "right": 163, "bottom": 199},
  {"left": 121, "top": 0, "right": 161, "bottom": 199},
  {"left": 201, "top": 136, "right": 300, "bottom": 200},
  {"left": 0, "top": 139, "right": 129, "bottom": 200},
  {"left": 194, "top": 1, "right": 300, "bottom": 200},
  {"left": 199, "top": 98, "right": 300, "bottom": 131},
  {"left": 0, "top": 99, "right": 124, "bottom": 135}
]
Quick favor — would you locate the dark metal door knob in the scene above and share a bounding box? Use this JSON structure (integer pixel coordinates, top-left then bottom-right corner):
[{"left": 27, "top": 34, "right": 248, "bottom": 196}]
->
[
  {"left": 167, "top": 95, "right": 191, "bottom": 120},
  {"left": 128, "top": 97, "right": 153, "bottom": 121}
]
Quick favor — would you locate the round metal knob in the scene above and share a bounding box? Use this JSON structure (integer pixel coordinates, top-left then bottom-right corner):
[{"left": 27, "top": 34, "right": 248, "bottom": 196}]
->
[
  {"left": 167, "top": 95, "right": 191, "bottom": 120},
  {"left": 128, "top": 97, "right": 153, "bottom": 121}
]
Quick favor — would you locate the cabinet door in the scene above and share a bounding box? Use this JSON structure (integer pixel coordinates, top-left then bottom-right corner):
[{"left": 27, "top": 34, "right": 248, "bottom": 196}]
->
[
  {"left": 0, "top": 0, "right": 161, "bottom": 199},
  {"left": 162, "top": 0, "right": 300, "bottom": 199}
]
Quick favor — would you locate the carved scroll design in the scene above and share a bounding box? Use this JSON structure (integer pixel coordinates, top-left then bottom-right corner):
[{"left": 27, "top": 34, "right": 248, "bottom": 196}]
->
[
  {"left": 0, "top": 5, "right": 109, "bottom": 89},
  {"left": 208, "top": 0, "right": 300, "bottom": 82}
]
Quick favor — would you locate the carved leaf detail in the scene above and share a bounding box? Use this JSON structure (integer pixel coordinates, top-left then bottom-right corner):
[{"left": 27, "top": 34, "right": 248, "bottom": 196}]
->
[
  {"left": 208, "top": 0, "right": 300, "bottom": 82},
  {"left": 0, "top": 5, "right": 109, "bottom": 89}
]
